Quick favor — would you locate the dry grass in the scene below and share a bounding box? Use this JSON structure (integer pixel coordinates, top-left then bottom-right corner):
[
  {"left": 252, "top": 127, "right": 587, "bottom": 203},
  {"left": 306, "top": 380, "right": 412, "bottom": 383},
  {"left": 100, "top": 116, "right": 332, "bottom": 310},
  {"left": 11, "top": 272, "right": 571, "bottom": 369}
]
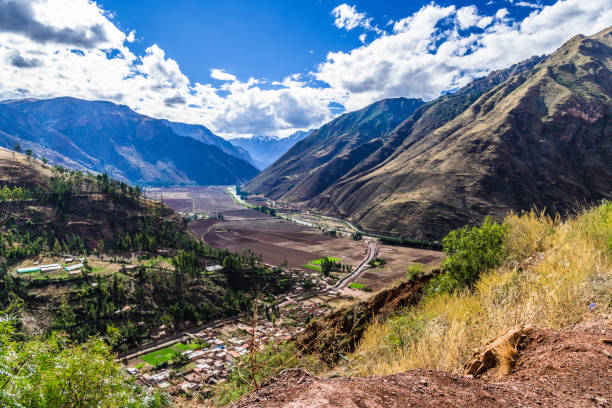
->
[{"left": 346, "top": 203, "right": 612, "bottom": 376}]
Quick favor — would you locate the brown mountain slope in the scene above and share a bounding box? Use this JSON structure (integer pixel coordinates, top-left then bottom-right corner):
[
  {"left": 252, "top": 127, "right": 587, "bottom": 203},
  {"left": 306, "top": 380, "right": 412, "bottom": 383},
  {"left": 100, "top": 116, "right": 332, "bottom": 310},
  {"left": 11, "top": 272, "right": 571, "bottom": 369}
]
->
[
  {"left": 245, "top": 97, "right": 425, "bottom": 201},
  {"left": 246, "top": 28, "right": 612, "bottom": 240}
]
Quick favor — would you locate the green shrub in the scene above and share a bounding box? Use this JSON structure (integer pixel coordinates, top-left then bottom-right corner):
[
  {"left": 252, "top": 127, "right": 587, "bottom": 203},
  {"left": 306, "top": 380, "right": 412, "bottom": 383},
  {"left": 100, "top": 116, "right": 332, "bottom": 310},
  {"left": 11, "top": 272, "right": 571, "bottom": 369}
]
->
[
  {"left": 368, "top": 258, "right": 386, "bottom": 267},
  {"left": 406, "top": 263, "right": 425, "bottom": 280},
  {"left": 424, "top": 272, "right": 460, "bottom": 297},
  {"left": 441, "top": 216, "right": 507, "bottom": 288}
]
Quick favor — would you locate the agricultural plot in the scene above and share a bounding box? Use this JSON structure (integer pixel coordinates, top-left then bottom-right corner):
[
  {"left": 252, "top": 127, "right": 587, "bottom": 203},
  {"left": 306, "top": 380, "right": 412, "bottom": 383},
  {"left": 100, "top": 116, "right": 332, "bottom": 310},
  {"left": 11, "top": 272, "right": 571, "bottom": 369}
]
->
[
  {"left": 140, "top": 346, "right": 179, "bottom": 366},
  {"left": 149, "top": 185, "right": 445, "bottom": 289},
  {"left": 309, "top": 257, "right": 340, "bottom": 264},
  {"left": 303, "top": 257, "right": 342, "bottom": 271},
  {"left": 149, "top": 186, "right": 244, "bottom": 214},
  {"left": 352, "top": 245, "right": 445, "bottom": 291},
  {"left": 200, "top": 217, "right": 366, "bottom": 269}
]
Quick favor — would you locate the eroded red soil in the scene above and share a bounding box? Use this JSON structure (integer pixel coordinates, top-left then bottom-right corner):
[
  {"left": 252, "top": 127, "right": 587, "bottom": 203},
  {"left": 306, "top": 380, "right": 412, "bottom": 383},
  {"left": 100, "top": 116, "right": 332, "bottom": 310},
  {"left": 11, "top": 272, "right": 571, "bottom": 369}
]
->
[{"left": 230, "top": 320, "right": 612, "bottom": 408}]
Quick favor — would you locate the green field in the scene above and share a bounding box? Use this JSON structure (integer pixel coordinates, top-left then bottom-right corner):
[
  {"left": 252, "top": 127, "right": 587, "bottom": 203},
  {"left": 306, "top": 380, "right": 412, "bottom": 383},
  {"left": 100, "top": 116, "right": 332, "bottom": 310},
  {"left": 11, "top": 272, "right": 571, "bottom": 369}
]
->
[
  {"left": 309, "top": 257, "right": 340, "bottom": 264},
  {"left": 172, "top": 342, "right": 202, "bottom": 352},
  {"left": 140, "top": 342, "right": 206, "bottom": 366},
  {"left": 304, "top": 257, "right": 341, "bottom": 272},
  {"left": 349, "top": 282, "right": 367, "bottom": 290},
  {"left": 140, "top": 346, "right": 180, "bottom": 366}
]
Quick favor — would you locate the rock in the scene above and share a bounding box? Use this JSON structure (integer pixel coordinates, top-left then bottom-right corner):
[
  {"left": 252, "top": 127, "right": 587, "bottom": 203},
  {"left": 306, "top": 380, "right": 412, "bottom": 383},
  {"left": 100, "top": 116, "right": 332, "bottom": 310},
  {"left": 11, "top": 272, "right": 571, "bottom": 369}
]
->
[{"left": 464, "top": 325, "right": 534, "bottom": 377}]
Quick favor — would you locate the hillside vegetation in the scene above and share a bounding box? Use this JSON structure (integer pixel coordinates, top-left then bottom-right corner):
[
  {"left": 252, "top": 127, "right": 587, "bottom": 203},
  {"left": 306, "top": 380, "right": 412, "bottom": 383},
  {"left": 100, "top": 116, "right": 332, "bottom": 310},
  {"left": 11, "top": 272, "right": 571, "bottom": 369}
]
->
[
  {"left": 346, "top": 201, "right": 611, "bottom": 376},
  {"left": 0, "top": 149, "right": 293, "bottom": 350},
  {"left": 0, "top": 302, "right": 169, "bottom": 408}
]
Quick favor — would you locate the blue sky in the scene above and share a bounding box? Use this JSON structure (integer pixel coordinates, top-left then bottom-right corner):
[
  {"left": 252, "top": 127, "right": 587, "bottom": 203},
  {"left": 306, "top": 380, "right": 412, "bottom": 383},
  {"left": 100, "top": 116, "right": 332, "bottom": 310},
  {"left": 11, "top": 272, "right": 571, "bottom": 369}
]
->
[
  {"left": 0, "top": 0, "right": 610, "bottom": 138},
  {"left": 99, "top": 0, "right": 556, "bottom": 85}
]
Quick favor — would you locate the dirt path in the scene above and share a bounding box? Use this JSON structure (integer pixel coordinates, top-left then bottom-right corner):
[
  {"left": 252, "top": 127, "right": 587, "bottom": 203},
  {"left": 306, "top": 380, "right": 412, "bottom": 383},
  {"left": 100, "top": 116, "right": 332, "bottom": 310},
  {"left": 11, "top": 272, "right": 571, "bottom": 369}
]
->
[{"left": 229, "top": 320, "right": 612, "bottom": 407}]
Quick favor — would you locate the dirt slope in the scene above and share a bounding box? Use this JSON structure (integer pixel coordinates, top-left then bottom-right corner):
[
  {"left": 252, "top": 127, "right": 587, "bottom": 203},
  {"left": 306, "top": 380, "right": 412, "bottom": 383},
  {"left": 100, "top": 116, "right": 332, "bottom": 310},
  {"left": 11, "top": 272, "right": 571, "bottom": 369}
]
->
[
  {"left": 229, "top": 320, "right": 612, "bottom": 407},
  {"left": 294, "top": 272, "right": 436, "bottom": 364}
]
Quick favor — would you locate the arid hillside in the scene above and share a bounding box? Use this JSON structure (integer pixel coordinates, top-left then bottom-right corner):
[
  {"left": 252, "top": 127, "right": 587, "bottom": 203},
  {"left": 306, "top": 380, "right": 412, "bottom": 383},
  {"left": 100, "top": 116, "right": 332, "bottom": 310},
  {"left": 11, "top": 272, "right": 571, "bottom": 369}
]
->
[
  {"left": 0, "top": 147, "right": 184, "bottom": 249},
  {"left": 246, "top": 27, "right": 612, "bottom": 240}
]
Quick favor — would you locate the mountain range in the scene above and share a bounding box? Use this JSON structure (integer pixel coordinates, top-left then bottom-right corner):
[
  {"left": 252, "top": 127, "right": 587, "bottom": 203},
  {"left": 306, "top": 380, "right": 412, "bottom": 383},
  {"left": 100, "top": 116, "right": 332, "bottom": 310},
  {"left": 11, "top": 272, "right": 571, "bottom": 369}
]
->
[
  {"left": 245, "top": 27, "right": 612, "bottom": 240},
  {"left": 0, "top": 97, "right": 259, "bottom": 186},
  {"left": 229, "top": 131, "right": 312, "bottom": 169}
]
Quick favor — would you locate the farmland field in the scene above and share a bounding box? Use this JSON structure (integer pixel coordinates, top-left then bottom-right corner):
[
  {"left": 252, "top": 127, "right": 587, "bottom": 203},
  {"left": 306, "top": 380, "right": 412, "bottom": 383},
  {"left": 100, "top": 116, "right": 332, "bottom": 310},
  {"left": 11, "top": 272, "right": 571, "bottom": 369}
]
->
[
  {"left": 140, "top": 342, "right": 203, "bottom": 366},
  {"left": 352, "top": 245, "right": 444, "bottom": 291},
  {"left": 151, "top": 186, "right": 445, "bottom": 282}
]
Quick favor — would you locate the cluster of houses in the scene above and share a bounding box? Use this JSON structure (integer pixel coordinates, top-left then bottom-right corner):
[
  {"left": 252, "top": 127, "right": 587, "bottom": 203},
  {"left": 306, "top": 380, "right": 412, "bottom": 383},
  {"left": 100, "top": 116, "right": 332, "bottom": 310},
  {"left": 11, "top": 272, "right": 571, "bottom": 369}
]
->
[
  {"left": 124, "top": 260, "right": 345, "bottom": 397},
  {"left": 280, "top": 267, "right": 336, "bottom": 293},
  {"left": 129, "top": 303, "right": 334, "bottom": 396}
]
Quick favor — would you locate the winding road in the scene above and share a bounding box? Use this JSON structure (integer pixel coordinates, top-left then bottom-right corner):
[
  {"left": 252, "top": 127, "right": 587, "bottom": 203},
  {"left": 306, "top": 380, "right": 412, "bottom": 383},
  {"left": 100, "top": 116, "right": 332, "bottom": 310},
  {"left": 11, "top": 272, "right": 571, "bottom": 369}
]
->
[{"left": 334, "top": 239, "right": 378, "bottom": 289}]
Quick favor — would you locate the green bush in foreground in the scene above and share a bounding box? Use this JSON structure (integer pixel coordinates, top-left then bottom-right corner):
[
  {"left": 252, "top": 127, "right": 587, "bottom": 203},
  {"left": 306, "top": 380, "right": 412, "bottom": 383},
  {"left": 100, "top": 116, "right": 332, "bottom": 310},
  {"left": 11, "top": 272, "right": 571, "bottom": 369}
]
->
[
  {"left": 0, "top": 303, "right": 169, "bottom": 408},
  {"left": 427, "top": 217, "right": 507, "bottom": 295}
]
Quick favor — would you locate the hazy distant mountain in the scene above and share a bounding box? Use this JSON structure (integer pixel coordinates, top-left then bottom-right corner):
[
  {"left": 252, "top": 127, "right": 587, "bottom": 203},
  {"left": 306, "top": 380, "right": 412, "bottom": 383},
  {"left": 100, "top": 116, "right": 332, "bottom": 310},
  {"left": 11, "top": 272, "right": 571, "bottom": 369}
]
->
[
  {"left": 160, "top": 119, "right": 255, "bottom": 166},
  {"left": 229, "top": 130, "right": 311, "bottom": 169},
  {"left": 0, "top": 97, "right": 259, "bottom": 186},
  {"left": 245, "top": 27, "right": 612, "bottom": 239}
]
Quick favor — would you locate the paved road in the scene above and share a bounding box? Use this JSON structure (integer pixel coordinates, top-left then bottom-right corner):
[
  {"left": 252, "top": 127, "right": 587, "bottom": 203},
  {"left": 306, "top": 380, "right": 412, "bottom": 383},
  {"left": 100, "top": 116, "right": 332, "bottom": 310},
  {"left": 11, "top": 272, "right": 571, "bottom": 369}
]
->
[{"left": 335, "top": 239, "right": 378, "bottom": 288}]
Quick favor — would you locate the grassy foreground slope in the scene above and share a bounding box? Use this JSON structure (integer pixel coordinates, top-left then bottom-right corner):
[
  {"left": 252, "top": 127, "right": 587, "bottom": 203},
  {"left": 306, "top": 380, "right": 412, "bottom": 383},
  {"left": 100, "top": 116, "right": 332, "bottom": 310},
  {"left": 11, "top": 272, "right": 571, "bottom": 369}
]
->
[
  {"left": 215, "top": 202, "right": 611, "bottom": 407},
  {"left": 347, "top": 202, "right": 612, "bottom": 376}
]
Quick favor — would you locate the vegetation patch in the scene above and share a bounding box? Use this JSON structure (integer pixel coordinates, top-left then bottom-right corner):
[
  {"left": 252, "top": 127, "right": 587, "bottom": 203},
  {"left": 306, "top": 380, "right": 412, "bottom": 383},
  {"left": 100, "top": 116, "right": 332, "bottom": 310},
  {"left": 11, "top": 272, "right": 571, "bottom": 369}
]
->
[
  {"left": 172, "top": 341, "right": 207, "bottom": 352},
  {"left": 348, "top": 282, "right": 368, "bottom": 291},
  {"left": 309, "top": 257, "right": 340, "bottom": 265},
  {"left": 140, "top": 346, "right": 180, "bottom": 366},
  {"left": 406, "top": 263, "right": 425, "bottom": 280},
  {"left": 303, "top": 263, "right": 322, "bottom": 271},
  {"left": 368, "top": 258, "right": 386, "bottom": 267},
  {"left": 378, "top": 236, "right": 442, "bottom": 250}
]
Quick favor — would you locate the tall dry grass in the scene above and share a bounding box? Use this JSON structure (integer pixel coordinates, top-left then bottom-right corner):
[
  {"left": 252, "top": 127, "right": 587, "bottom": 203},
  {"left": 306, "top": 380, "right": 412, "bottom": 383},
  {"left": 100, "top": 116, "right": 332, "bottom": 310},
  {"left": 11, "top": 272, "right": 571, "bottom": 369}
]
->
[{"left": 346, "top": 203, "right": 612, "bottom": 376}]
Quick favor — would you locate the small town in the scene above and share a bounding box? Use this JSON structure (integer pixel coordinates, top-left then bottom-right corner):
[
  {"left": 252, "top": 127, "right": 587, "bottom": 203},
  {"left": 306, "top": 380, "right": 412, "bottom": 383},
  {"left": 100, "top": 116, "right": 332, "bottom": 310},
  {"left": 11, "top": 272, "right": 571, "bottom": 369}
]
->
[{"left": 124, "top": 290, "right": 333, "bottom": 397}]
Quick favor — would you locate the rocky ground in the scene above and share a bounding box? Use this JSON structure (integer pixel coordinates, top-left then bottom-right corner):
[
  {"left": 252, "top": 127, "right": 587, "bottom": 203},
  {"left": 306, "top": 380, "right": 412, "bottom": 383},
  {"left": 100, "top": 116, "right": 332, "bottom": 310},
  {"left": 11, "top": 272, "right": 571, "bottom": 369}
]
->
[{"left": 229, "top": 318, "right": 611, "bottom": 407}]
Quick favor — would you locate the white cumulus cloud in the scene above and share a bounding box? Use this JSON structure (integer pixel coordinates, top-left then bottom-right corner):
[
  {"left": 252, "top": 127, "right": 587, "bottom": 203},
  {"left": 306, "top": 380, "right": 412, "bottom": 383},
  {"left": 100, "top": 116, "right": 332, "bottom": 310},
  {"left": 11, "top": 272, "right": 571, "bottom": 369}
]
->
[
  {"left": 331, "top": 3, "right": 382, "bottom": 34},
  {"left": 0, "top": 0, "right": 610, "bottom": 139},
  {"left": 210, "top": 68, "right": 237, "bottom": 82},
  {"left": 316, "top": 0, "right": 612, "bottom": 111}
]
